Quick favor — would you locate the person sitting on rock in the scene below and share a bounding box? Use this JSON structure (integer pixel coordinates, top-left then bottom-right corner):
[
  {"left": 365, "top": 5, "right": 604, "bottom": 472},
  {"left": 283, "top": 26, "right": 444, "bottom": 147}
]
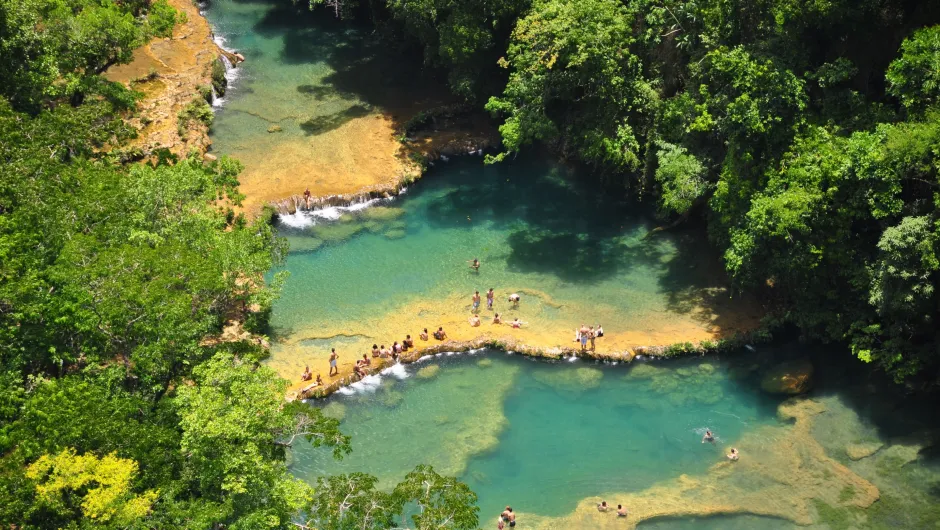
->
[
  {"left": 301, "top": 365, "right": 312, "bottom": 381},
  {"left": 420, "top": 328, "right": 429, "bottom": 341},
  {"left": 597, "top": 501, "right": 609, "bottom": 512},
  {"left": 617, "top": 504, "right": 628, "bottom": 517},
  {"left": 404, "top": 335, "right": 414, "bottom": 349},
  {"left": 493, "top": 313, "right": 502, "bottom": 324},
  {"left": 469, "top": 314, "right": 481, "bottom": 327},
  {"left": 434, "top": 327, "right": 447, "bottom": 340}
]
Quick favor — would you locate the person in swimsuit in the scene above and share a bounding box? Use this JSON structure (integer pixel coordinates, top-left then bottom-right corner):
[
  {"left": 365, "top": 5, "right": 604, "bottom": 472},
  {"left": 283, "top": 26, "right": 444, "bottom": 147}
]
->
[
  {"left": 508, "top": 293, "right": 520, "bottom": 307},
  {"left": 597, "top": 501, "right": 609, "bottom": 512},
  {"left": 596, "top": 324, "right": 604, "bottom": 337},
  {"left": 511, "top": 318, "right": 523, "bottom": 328},
  {"left": 328, "top": 348, "right": 338, "bottom": 376},
  {"left": 493, "top": 313, "right": 501, "bottom": 324},
  {"left": 472, "top": 291, "right": 481, "bottom": 312},
  {"left": 728, "top": 448, "right": 739, "bottom": 461},
  {"left": 589, "top": 326, "right": 596, "bottom": 351},
  {"left": 579, "top": 324, "right": 589, "bottom": 351},
  {"left": 404, "top": 335, "right": 414, "bottom": 349},
  {"left": 702, "top": 430, "right": 715, "bottom": 443},
  {"left": 301, "top": 365, "right": 312, "bottom": 381},
  {"left": 434, "top": 327, "right": 447, "bottom": 340},
  {"left": 379, "top": 344, "right": 389, "bottom": 358},
  {"left": 469, "top": 258, "right": 480, "bottom": 271},
  {"left": 420, "top": 328, "right": 429, "bottom": 341},
  {"left": 372, "top": 344, "right": 380, "bottom": 357},
  {"left": 393, "top": 342, "right": 402, "bottom": 354},
  {"left": 486, "top": 288, "right": 495, "bottom": 310},
  {"left": 617, "top": 504, "right": 628, "bottom": 517},
  {"left": 303, "top": 187, "right": 311, "bottom": 209},
  {"left": 469, "top": 314, "right": 481, "bottom": 327},
  {"left": 507, "top": 508, "right": 515, "bottom": 527},
  {"left": 354, "top": 360, "right": 366, "bottom": 378},
  {"left": 315, "top": 373, "right": 322, "bottom": 385},
  {"left": 361, "top": 354, "right": 371, "bottom": 366}
]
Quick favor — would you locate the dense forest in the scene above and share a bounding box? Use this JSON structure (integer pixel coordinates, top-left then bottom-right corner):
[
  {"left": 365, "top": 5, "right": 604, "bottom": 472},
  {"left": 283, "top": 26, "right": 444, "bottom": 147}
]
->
[
  {"left": 313, "top": 0, "right": 940, "bottom": 386},
  {"left": 0, "top": 1, "right": 477, "bottom": 528}
]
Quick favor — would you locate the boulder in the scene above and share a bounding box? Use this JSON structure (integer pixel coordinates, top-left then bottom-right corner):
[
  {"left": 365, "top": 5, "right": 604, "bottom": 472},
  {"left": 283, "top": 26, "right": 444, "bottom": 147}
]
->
[{"left": 760, "top": 359, "right": 814, "bottom": 395}]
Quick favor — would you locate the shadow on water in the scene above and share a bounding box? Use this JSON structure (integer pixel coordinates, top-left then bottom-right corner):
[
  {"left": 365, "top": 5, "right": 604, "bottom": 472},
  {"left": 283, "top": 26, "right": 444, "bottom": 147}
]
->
[
  {"left": 419, "top": 155, "right": 675, "bottom": 283},
  {"left": 299, "top": 103, "right": 372, "bottom": 135}
]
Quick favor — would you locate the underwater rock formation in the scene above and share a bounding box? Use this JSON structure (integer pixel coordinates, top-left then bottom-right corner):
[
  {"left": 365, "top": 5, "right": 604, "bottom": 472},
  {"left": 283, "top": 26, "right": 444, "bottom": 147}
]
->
[{"left": 760, "top": 359, "right": 814, "bottom": 395}]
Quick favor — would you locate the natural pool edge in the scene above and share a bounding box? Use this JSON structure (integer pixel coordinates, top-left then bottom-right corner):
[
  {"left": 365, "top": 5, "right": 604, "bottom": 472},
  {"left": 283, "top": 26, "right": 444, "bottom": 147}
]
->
[{"left": 288, "top": 326, "right": 774, "bottom": 401}]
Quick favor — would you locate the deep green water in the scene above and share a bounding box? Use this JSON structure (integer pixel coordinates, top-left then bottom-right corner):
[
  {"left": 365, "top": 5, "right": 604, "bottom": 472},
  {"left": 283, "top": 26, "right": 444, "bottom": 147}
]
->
[{"left": 203, "top": 2, "right": 940, "bottom": 528}]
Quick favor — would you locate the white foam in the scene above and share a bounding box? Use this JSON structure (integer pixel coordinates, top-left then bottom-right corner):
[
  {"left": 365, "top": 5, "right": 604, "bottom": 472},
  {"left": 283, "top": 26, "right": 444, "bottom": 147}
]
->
[
  {"left": 381, "top": 362, "right": 409, "bottom": 380},
  {"left": 566, "top": 355, "right": 579, "bottom": 363},
  {"left": 278, "top": 210, "right": 315, "bottom": 229}
]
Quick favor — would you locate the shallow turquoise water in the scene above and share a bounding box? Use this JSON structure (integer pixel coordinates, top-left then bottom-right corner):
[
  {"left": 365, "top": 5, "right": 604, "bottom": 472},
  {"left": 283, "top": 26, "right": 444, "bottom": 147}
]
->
[{"left": 289, "top": 353, "right": 787, "bottom": 524}]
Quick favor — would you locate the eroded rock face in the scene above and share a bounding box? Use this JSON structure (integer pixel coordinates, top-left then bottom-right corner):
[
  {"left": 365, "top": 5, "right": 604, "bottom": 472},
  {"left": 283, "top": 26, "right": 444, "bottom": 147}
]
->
[{"left": 761, "top": 359, "right": 814, "bottom": 395}]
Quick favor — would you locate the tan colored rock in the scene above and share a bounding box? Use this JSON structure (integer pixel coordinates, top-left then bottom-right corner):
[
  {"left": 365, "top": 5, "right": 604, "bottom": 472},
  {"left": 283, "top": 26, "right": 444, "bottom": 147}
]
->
[{"left": 846, "top": 442, "right": 883, "bottom": 461}]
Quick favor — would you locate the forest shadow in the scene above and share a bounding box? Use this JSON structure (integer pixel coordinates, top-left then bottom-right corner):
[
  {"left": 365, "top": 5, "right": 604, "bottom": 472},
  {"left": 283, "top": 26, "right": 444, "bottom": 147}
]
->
[{"left": 299, "top": 104, "right": 372, "bottom": 135}]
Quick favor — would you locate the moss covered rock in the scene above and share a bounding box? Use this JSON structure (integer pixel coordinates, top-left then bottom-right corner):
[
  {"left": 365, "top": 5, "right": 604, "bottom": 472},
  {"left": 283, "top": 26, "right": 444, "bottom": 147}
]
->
[{"left": 760, "top": 359, "right": 814, "bottom": 395}]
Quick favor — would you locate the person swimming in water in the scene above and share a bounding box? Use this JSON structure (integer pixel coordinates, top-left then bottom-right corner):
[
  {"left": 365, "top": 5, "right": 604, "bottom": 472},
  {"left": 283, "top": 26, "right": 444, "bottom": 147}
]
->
[
  {"left": 597, "top": 501, "right": 609, "bottom": 512},
  {"left": 493, "top": 313, "right": 502, "bottom": 324},
  {"left": 702, "top": 430, "right": 715, "bottom": 443},
  {"left": 420, "top": 328, "right": 429, "bottom": 341},
  {"left": 728, "top": 448, "right": 739, "bottom": 461},
  {"left": 617, "top": 504, "right": 628, "bottom": 517},
  {"left": 487, "top": 288, "right": 495, "bottom": 310},
  {"left": 469, "top": 314, "right": 481, "bottom": 327},
  {"left": 469, "top": 258, "right": 480, "bottom": 271},
  {"left": 472, "top": 291, "right": 481, "bottom": 312}
]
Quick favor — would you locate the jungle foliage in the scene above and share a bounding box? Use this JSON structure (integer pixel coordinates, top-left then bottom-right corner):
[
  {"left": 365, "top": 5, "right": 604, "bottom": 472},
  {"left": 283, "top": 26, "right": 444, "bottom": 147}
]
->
[
  {"left": 324, "top": 0, "right": 940, "bottom": 386},
  {"left": 0, "top": 1, "right": 478, "bottom": 528}
]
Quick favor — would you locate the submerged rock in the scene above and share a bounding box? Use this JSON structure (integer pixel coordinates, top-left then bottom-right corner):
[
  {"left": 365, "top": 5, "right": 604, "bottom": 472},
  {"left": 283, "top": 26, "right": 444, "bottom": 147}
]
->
[
  {"left": 320, "top": 401, "right": 346, "bottom": 421},
  {"left": 846, "top": 442, "right": 883, "bottom": 461},
  {"left": 417, "top": 364, "right": 441, "bottom": 379},
  {"left": 761, "top": 359, "right": 814, "bottom": 395},
  {"left": 533, "top": 367, "right": 604, "bottom": 391}
]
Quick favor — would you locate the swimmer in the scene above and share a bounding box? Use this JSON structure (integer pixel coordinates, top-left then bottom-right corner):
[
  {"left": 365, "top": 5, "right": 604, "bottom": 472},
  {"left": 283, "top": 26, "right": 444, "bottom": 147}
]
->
[
  {"left": 617, "top": 504, "right": 627, "bottom": 517},
  {"left": 434, "top": 327, "right": 447, "bottom": 340},
  {"left": 493, "top": 313, "right": 502, "bottom": 324},
  {"left": 500, "top": 507, "right": 512, "bottom": 521},
  {"left": 508, "top": 293, "right": 520, "bottom": 306},
  {"left": 728, "top": 448, "right": 739, "bottom": 461},
  {"left": 511, "top": 318, "right": 524, "bottom": 329},
  {"left": 472, "top": 291, "right": 481, "bottom": 312},
  {"left": 702, "top": 430, "right": 715, "bottom": 443},
  {"left": 506, "top": 507, "right": 515, "bottom": 527},
  {"left": 404, "top": 335, "right": 414, "bottom": 349},
  {"left": 597, "top": 501, "right": 609, "bottom": 512},
  {"left": 469, "top": 314, "right": 481, "bottom": 327},
  {"left": 420, "top": 328, "right": 429, "bottom": 341},
  {"left": 487, "top": 288, "right": 495, "bottom": 309},
  {"left": 371, "top": 344, "right": 380, "bottom": 357},
  {"left": 469, "top": 258, "right": 480, "bottom": 271}
]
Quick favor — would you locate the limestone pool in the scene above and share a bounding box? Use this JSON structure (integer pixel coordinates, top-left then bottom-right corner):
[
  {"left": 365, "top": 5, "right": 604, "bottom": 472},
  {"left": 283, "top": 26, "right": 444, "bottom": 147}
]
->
[
  {"left": 201, "top": 1, "right": 940, "bottom": 528},
  {"left": 288, "top": 348, "right": 940, "bottom": 529}
]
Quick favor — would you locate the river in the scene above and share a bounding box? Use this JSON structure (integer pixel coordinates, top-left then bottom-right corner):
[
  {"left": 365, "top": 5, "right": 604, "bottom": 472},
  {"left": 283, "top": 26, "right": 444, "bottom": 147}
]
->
[{"left": 202, "top": 1, "right": 940, "bottom": 528}]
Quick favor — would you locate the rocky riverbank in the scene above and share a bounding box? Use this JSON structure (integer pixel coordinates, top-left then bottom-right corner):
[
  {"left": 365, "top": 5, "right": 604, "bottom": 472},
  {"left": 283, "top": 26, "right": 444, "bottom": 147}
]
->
[{"left": 105, "top": 0, "right": 231, "bottom": 159}]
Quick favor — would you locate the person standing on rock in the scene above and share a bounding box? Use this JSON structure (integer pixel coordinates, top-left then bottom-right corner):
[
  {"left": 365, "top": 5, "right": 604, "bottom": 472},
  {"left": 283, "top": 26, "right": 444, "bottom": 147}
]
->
[
  {"left": 472, "top": 291, "right": 481, "bottom": 312},
  {"left": 328, "top": 348, "right": 338, "bottom": 376},
  {"left": 579, "top": 324, "right": 589, "bottom": 351},
  {"left": 303, "top": 187, "right": 311, "bottom": 209},
  {"left": 589, "top": 326, "right": 596, "bottom": 351}
]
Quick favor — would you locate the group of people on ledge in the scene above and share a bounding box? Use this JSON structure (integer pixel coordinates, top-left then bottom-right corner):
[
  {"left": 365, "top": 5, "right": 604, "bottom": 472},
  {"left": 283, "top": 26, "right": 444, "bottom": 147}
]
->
[
  {"left": 468, "top": 287, "right": 524, "bottom": 329},
  {"left": 574, "top": 323, "right": 604, "bottom": 352}
]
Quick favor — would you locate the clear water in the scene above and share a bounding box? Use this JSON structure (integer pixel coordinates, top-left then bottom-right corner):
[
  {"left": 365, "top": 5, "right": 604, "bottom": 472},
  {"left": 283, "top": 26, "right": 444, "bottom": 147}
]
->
[
  {"left": 290, "top": 353, "right": 785, "bottom": 524},
  {"left": 265, "top": 155, "right": 754, "bottom": 379}
]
